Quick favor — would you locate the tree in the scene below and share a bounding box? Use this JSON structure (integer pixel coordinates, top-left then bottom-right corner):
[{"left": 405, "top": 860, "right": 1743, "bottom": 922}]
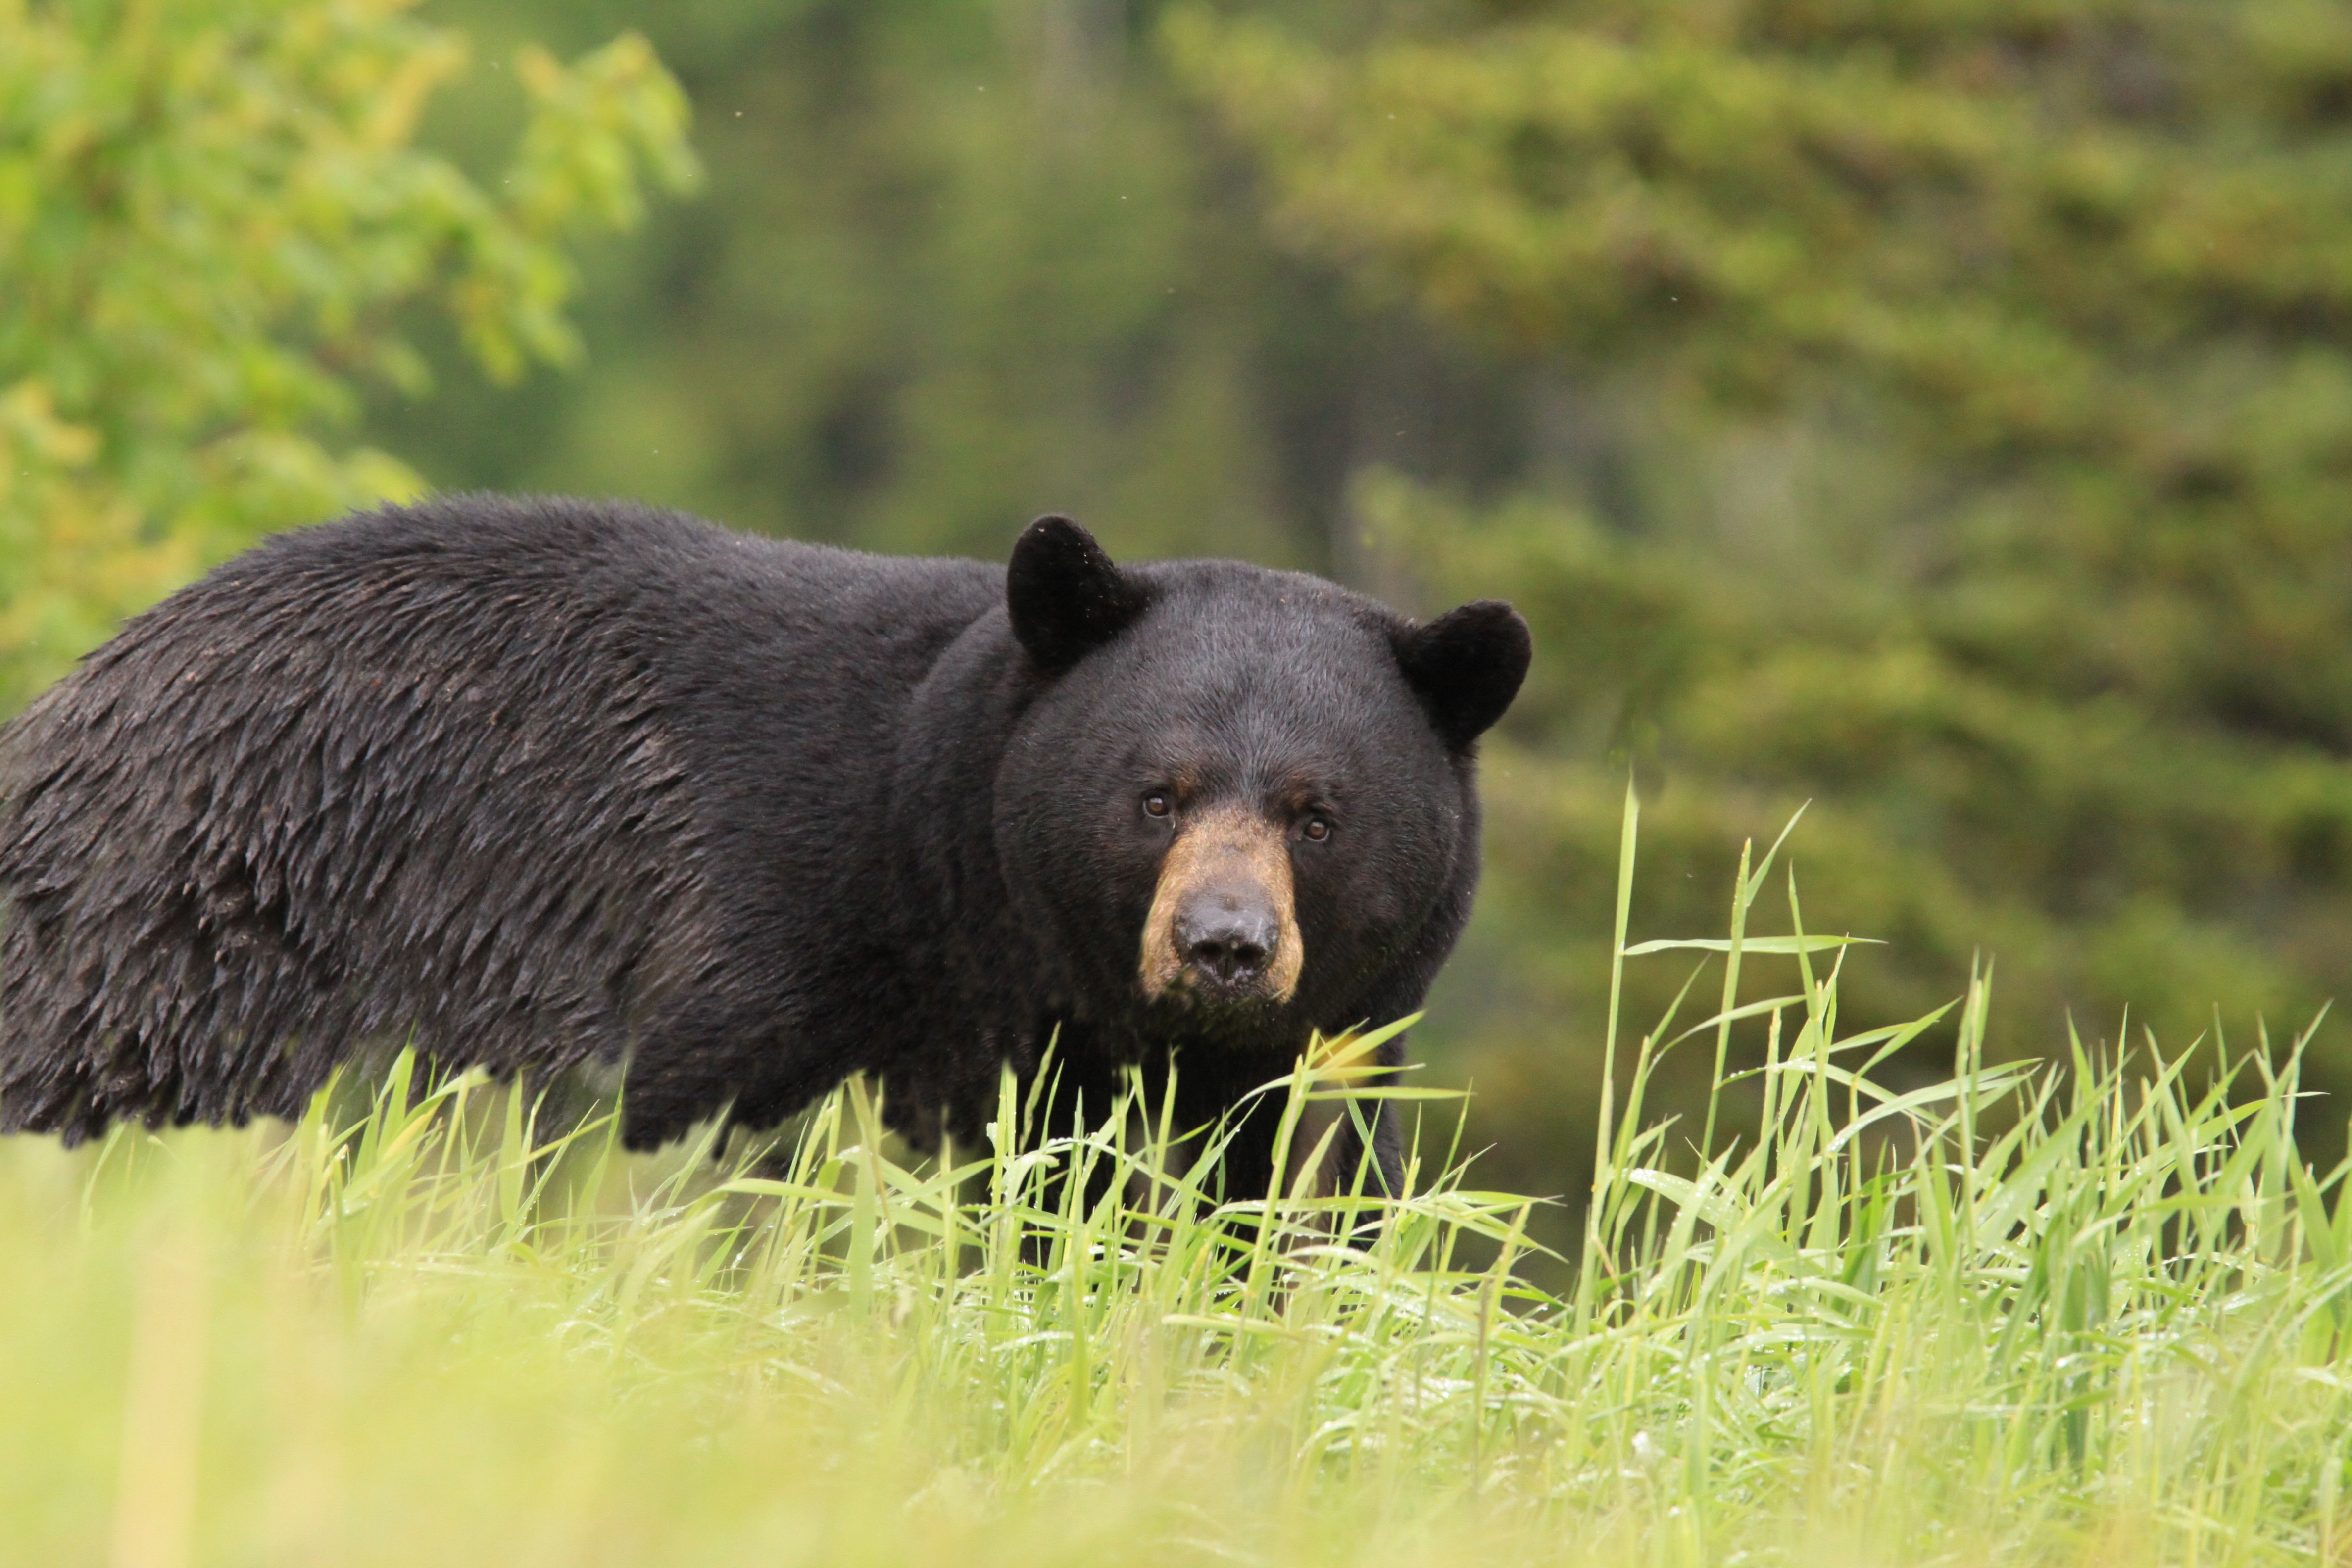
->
[
  {"left": 359, "top": 0, "right": 1543, "bottom": 577},
  {"left": 0, "top": 0, "right": 696, "bottom": 706},
  {"left": 1168, "top": 0, "right": 2352, "bottom": 1203}
]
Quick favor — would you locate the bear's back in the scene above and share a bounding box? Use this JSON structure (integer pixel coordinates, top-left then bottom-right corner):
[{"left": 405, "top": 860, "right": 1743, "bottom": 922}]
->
[{"left": 0, "top": 495, "right": 1003, "bottom": 1140}]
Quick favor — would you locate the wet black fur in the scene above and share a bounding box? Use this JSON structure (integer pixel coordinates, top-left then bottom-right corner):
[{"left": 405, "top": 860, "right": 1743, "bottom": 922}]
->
[{"left": 0, "top": 496, "right": 1528, "bottom": 1196}]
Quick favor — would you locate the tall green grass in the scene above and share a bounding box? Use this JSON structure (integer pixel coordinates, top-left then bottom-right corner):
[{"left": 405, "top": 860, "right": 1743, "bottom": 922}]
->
[{"left": 1, "top": 789, "right": 2346, "bottom": 1567}]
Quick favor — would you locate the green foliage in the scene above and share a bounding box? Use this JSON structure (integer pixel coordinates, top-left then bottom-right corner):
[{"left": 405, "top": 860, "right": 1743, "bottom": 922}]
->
[
  {"left": 362, "top": 0, "right": 1497, "bottom": 568},
  {"left": 3, "top": 843, "right": 2348, "bottom": 1563},
  {"left": 1165, "top": 1, "right": 2352, "bottom": 1188},
  {"left": 0, "top": 0, "right": 696, "bottom": 706}
]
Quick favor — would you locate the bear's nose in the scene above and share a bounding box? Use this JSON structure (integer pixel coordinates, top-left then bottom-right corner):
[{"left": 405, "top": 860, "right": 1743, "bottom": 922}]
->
[{"left": 1176, "top": 900, "right": 1281, "bottom": 989}]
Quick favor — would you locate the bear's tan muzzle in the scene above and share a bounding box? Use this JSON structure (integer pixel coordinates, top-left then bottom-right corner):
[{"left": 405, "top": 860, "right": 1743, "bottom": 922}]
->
[{"left": 1138, "top": 803, "right": 1303, "bottom": 1005}]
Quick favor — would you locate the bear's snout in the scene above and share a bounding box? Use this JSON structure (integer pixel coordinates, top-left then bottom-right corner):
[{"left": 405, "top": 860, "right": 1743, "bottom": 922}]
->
[
  {"left": 1175, "top": 893, "right": 1282, "bottom": 992},
  {"left": 1138, "top": 803, "right": 1304, "bottom": 1008}
]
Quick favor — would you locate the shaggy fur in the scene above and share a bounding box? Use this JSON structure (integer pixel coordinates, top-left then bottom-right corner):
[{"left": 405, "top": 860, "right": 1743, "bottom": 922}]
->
[{"left": 0, "top": 496, "right": 1528, "bottom": 1196}]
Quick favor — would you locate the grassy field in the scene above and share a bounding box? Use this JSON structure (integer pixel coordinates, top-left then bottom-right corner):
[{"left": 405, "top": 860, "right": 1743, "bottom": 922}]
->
[{"left": 1, "top": 793, "right": 2346, "bottom": 1567}]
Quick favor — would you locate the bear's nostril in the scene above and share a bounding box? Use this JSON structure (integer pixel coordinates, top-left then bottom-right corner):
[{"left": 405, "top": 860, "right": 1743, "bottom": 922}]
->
[
  {"left": 1176, "top": 905, "right": 1279, "bottom": 988},
  {"left": 1188, "top": 932, "right": 1269, "bottom": 982}
]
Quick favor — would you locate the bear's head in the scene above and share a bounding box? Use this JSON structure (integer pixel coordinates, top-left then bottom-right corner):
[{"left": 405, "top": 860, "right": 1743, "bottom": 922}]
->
[{"left": 994, "top": 515, "right": 1530, "bottom": 1047}]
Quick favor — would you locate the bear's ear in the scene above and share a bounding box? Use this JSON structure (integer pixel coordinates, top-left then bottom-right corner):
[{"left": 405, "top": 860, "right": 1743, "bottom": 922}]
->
[
  {"left": 1006, "top": 514, "right": 1151, "bottom": 673},
  {"left": 1392, "top": 601, "right": 1532, "bottom": 751}
]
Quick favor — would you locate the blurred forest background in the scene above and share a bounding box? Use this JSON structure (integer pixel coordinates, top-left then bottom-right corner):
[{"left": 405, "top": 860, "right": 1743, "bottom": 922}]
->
[{"left": 11, "top": 0, "right": 2352, "bottom": 1241}]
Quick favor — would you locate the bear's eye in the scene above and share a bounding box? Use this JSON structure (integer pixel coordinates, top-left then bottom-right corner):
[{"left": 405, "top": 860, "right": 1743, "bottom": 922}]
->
[
  {"left": 1142, "top": 791, "right": 1173, "bottom": 819},
  {"left": 1301, "top": 815, "right": 1332, "bottom": 843}
]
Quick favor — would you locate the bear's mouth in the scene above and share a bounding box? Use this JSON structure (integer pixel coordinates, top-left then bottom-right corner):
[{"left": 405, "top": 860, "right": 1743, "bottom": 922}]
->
[
  {"left": 1154, "top": 965, "right": 1291, "bottom": 1015},
  {"left": 1137, "top": 803, "right": 1303, "bottom": 1009}
]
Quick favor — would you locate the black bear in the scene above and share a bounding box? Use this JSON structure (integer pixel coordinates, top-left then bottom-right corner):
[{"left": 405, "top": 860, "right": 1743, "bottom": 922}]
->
[{"left": 0, "top": 496, "right": 1528, "bottom": 1197}]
